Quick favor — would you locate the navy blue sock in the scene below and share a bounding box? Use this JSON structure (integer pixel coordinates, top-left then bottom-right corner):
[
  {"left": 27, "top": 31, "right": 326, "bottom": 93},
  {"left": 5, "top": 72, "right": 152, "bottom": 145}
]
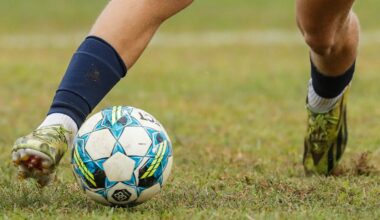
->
[
  {"left": 48, "top": 36, "right": 127, "bottom": 127},
  {"left": 311, "top": 60, "right": 355, "bottom": 98}
]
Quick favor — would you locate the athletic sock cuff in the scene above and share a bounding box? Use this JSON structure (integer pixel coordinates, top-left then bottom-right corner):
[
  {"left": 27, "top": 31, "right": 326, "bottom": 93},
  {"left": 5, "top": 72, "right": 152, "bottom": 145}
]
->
[
  {"left": 311, "top": 60, "right": 355, "bottom": 98},
  {"left": 48, "top": 36, "right": 128, "bottom": 127},
  {"left": 48, "top": 90, "right": 90, "bottom": 125}
]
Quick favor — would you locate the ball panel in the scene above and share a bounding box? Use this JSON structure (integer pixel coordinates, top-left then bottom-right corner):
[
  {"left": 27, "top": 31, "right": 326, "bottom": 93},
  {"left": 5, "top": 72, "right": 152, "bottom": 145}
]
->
[
  {"left": 78, "top": 112, "right": 103, "bottom": 137},
  {"left": 135, "top": 183, "right": 161, "bottom": 204},
  {"left": 136, "top": 140, "right": 171, "bottom": 188},
  {"left": 107, "top": 182, "right": 138, "bottom": 204},
  {"left": 72, "top": 143, "right": 103, "bottom": 189},
  {"left": 119, "top": 127, "right": 152, "bottom": 156},
  {"left": 103, "top": 152, "right": 135, "bottom": 182},
  {"left": 162, "top": 156, "right": 173, "bottom": 186},
  {"left": 133, "top": 157, "right": 149, "bottom": 186},
  {"left": 85, "top": 129, "right": 116, "bottom": 160},
  {"left": 131, "top": 108, "right": 164, "bottom": 131},
  {"left": 85, "top": 190, "right": 111, "bottom": 206}
]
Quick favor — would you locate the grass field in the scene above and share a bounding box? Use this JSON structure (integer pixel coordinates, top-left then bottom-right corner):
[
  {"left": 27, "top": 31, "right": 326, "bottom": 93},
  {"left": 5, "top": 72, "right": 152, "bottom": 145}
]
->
[{"left": 1, "top": 0, "right": 380, "bottom": 219}]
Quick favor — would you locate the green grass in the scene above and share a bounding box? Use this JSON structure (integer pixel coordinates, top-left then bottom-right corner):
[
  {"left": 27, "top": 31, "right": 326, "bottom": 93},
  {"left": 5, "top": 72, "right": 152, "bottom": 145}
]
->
[{"left": 1, "top": 0, "right": 380, "bottom": 219}]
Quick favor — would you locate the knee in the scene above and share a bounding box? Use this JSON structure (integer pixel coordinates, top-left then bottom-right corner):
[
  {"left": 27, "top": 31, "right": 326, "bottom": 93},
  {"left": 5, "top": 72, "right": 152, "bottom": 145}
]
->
[
  {"left": 296, "top": 7, "right": 360, "bottom": 57},
  {"left": 299, "top": 29, "right": 335, "bottom": 57},
  {"left": 297, "top": 17, "right": 338, "bottom": 56},
  {"left": 304, "top": 32, "right": 335, "bottom": 56}
]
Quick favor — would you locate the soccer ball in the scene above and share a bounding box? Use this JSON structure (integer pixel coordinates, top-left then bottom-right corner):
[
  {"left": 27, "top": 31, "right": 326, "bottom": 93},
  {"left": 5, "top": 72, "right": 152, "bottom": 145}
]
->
[{"left": 71, "top": 106, "right": 173, "bottom": 206}]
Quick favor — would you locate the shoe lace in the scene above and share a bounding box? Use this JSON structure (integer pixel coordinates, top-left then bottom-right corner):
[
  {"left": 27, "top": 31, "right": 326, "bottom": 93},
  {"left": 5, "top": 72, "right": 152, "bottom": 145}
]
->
[{"left": 308, "top": 112, "right": 338, "bottom": 144}]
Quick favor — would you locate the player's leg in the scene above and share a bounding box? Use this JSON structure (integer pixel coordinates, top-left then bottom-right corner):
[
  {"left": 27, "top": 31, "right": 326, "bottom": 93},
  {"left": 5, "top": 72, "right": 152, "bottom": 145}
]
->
[
  {"left": 297, "top": 0, "right": 359, "bottom": 175},
  {"left": 89, "top": 0, "right": 193, "bottom": 67},
  {"left": 12, "top": 0, "right": 193, "bottom": 186}
]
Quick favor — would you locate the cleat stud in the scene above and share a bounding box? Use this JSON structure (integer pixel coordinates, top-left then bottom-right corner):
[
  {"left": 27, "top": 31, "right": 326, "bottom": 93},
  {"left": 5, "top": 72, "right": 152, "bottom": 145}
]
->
[
  {"left": 30, "top": 158, "right": 38, "bottom": 165},
  {"left": 12, "top": 152, "right": 20, "bottom": 161},
  {"left": 42, "top": 160, "right": 52, "bottom": 168},
  {"left": 19, "top": 150, "right": 26, "bottom": 158},
  {"left": 21, "top": 155, "right": 29, "bottom": 161}
]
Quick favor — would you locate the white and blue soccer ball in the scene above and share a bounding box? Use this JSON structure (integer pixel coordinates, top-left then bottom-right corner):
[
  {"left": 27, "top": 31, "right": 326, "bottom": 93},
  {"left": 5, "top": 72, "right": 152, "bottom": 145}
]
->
[{"left": 71, "top": 106, "right": 173, "bottom": 206}]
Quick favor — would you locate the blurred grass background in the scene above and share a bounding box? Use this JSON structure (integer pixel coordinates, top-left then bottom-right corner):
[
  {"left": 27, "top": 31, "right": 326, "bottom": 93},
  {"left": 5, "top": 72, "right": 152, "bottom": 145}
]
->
[
  {"left": 0, "top": 0, "right": 379, "bottom": 32},
  {"left": 1, "top": 0, "right": 380, "bottom": 219}
]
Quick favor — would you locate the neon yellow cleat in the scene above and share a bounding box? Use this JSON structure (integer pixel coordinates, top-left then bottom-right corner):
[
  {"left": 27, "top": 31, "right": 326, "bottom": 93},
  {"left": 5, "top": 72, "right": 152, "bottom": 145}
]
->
[
  {"left": 12, "top": 125, "right": 71, "bottom": 186},
  {"left": 303, "top": 89, "right": 349, "bottom": 175}
]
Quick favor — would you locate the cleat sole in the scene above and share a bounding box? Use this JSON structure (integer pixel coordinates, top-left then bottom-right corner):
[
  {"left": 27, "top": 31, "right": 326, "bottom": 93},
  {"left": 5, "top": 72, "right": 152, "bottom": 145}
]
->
[
  {"left": 11, "top": 125, "right": 71, "bottom": 187},
  {"left": 12, "top": 148, "right": 55, "bottom": 186}
]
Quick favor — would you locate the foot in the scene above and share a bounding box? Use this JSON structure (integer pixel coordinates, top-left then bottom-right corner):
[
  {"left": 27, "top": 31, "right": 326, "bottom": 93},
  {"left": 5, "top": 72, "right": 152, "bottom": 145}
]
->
[
  {"left": 303, "top": 88, "right": 349, "bottom": 175},
  {"left": 12, "top": 125, "right": 71, "bottom": 186}
]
